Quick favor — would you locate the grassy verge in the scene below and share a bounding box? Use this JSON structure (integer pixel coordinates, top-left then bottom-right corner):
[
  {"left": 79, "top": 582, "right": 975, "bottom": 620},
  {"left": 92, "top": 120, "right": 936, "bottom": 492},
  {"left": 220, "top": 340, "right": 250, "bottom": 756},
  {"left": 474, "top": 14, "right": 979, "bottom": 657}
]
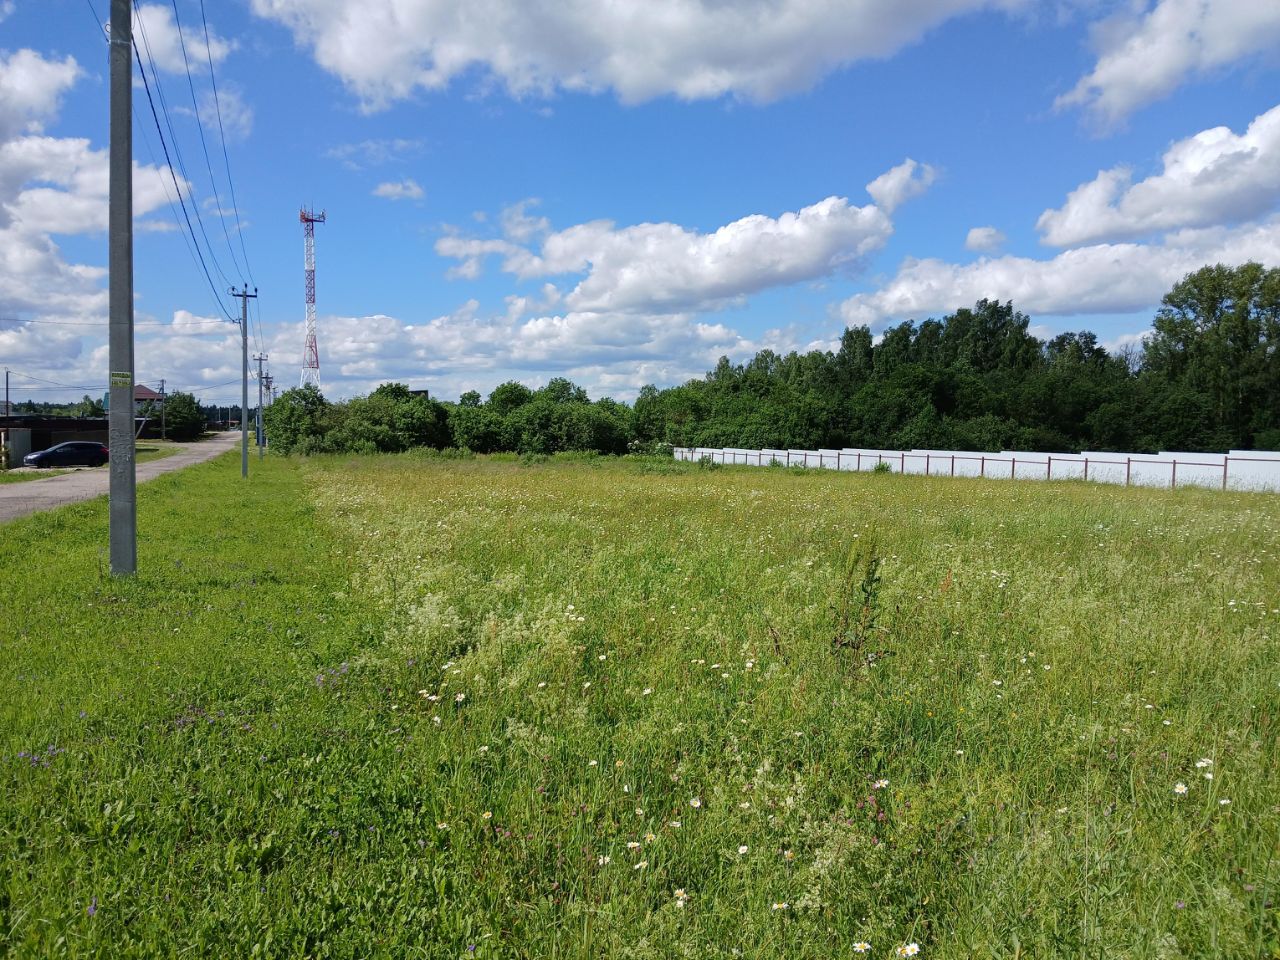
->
[
  {"left": 1, "top": 453, "right": 1277, "bottom": 958},
  {"left": 0, "top": 453, "right": 381, "bottom": 958}
]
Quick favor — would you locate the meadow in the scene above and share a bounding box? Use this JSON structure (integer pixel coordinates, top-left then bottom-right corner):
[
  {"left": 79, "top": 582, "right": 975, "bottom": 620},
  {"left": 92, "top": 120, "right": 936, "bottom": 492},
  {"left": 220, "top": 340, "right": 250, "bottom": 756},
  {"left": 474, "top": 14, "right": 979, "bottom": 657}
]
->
[{"left": 1, "top": 451, "right": 1277, "bottom": 958}]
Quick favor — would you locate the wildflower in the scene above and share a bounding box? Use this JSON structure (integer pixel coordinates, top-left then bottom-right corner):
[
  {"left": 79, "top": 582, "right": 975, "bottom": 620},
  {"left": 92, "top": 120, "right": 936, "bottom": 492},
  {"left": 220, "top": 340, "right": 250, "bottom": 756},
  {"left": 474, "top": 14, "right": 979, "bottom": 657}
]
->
[
  {"left": 598, "top": 654, "right": 607, "bottom": 661},
  {"left": 897, "top": 944, "right": 920, "bottom": 958},
  {"left": 674, "top": 888, "right": 690, "bottom": 908},
  {"left": 992, "top": 680, "right": 1002, "bottom": 686},
  {"left": 642, "top": 688, "right": 653, "bottom": 696},
  {"left": 454, "top": 693, "right": 466, "bottom": 703},
  {"left": 597, "top": 855, "right": 611, "bottom": 865},
  {"left": 853, "top": 943, "right": 871, "bottom": 953},
  {"left": 771, "top": 902, "right": 789, "bottom": 911},
  {"left": 583, "top": 682, "right": 592, "bottom": 690},
  {"left": 690, "top": 797, "right": 702, "bottom": 808},
  {"left": 417, "top": 689, "right": 429, "bottom": 697},
  {"left": 738, "top": 845, "right": 749, "bottom": 855},
  {"left": 1203, "top": 772, "right": 1213, "bottom": 780},
  {"left": 1173, "top": 782, "right": 1188, "bottom": 795},
  {"left": 1195, "top": 758, "right": 1213, "bottom": 768},
  {"left": 477, "top": 745, "right": 489, "bottom": 753},
  {"left": 634, "top": 860, "right": 648, "bottom": 870},
  {"left": 537, "top": 682, "right": 547, "bottom": 689},
  {"left": 1144, "top": 704, "right": 1154, "bottom": 710},
  {"left": 432, "top": 715, "right": 441, "bottom": 725},
  {"left": 873, "top": 779, "right": 889, "bottom": 789},
  {"left": 627, "top": 841, "right": 642, "bottom": 850},
  {"left": 482, "top": 811, "right": 493, "bottom": 820},
  {"left": 739, "top": 801, "right": 751, "bottom": 809},
  {"left": 615, "top": 760, "right": 624, "bottom": 768},
  {"left": 1219, "top": 798, "right": 1231, "bottom": 806},
  {"left": 437, "top": 822, "right": 449, "bottom": 830},
  {"left": 783, "top": 849, "right": 795, "bottom": 861},
  {"left": 588, "top": 760, "right": 598, "bottom": 767},
  {"left": 636, "top": 808, "right": 645, "bottom": 816},
  {"left": 669, "top": 820, "right": 682, "bottom": 828},
  {"left": 1162, "top": 719, "right": 1172, "bottom": 726}
]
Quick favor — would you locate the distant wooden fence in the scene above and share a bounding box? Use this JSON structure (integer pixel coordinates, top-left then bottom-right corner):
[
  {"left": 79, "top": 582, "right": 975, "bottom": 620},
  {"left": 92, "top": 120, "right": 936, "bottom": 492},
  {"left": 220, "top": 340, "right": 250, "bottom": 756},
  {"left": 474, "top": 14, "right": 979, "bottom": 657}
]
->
[{"left": 672, "top": 446, "right": 1280, "bottom": 493}]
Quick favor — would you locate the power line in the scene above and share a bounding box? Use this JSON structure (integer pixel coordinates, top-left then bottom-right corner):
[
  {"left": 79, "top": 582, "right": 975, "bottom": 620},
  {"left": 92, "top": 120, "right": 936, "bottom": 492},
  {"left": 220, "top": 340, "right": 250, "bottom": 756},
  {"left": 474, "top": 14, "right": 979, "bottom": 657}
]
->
[
  {"left": 132, "top": 0, "right": 235, "bottom": 290},
  {"left": 167, "top": 0, "right": 248, "bottom": 284},
  {"left": 1, "top": 317, "right": 228, "bottom": 327},
  {"left": 132, "top": 37, "right": 235, "bottom": 323},
  {"left": 200, "top": 0, "right": 255, "bottom": 288}
]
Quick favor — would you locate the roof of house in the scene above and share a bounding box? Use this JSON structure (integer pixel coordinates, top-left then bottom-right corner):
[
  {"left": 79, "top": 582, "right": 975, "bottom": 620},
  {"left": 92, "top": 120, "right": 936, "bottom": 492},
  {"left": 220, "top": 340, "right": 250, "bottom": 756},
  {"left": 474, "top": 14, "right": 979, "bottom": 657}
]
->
[{"left": 133, "top": 384, "right": 162, "bottom": 401}]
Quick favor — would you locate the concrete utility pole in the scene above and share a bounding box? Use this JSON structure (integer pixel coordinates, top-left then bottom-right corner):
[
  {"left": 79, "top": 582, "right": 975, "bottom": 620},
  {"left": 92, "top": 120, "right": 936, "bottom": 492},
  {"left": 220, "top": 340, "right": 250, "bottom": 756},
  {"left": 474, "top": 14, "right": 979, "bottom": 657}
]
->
[
  {"left": 159, "top": 377, "right": 166, "bottom": 440},
  {"left": 253, "top": 353, "right": 267, "bottom": 459},
  {"left": 108, "top": 0, "right": 136, "bottom": 575},
  {"left": 230, "top": 286, "right": 257, "bottom": 478}
]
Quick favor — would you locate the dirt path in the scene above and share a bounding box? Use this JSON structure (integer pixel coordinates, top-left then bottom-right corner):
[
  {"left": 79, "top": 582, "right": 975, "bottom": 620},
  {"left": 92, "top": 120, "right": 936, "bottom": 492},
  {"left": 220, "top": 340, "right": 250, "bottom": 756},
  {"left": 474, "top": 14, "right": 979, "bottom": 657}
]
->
[{"left": 0, "top": 432, "right": 242, "bottom": 524}]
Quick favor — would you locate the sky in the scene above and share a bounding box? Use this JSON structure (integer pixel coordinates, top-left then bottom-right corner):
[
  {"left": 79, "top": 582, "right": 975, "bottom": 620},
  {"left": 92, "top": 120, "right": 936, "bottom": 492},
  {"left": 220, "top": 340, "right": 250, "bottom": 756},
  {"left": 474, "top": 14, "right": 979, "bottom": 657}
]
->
[{"left": 2, "top": 0, "right": 1279, "bottom": 408}]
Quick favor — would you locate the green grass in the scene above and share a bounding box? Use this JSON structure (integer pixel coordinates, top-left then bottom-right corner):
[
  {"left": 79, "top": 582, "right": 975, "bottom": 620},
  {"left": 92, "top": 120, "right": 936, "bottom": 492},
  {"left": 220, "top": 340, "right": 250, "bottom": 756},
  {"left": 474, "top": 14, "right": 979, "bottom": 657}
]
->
[
  {"left": 0, "top": 468, "right": 71, "bottom": 483},
  {"left": 2, "top": 454, "right": 1278, "bottom": 958}
]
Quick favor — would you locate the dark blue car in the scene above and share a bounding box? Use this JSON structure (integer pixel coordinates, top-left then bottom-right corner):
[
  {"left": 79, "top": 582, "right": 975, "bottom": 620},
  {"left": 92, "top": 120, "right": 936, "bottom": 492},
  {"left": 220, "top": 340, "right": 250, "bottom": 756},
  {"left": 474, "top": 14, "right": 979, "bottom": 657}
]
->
[{"left": 23, "top": 441, "right": 109, "bottom": 468}]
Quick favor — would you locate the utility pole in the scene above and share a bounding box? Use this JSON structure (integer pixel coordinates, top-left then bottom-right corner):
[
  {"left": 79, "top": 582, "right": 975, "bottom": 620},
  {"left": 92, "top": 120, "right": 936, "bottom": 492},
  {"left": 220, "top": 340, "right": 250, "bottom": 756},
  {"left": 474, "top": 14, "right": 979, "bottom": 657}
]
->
[
  {"left": 4, "top": 368, "right": 8, "bottom": 417},
  {"left": 253, "top": 353, "right": 267, "bottom": 459},
  {"left": 159, "top": 377, "right": 166, "bottom": 440},
  {"left": 230, "top": 286, "right": 257, "bottom": 478},
  {"left": 108, "top": 0, "right": 136, "bottom": 575}
]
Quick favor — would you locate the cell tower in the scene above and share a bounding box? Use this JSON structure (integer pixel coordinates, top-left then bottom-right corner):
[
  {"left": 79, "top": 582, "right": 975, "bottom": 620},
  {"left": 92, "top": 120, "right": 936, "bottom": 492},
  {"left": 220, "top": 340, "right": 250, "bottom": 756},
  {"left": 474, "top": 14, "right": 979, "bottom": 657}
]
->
[{"left": 299, "top": 207, "right": 326, "bottom": 389}]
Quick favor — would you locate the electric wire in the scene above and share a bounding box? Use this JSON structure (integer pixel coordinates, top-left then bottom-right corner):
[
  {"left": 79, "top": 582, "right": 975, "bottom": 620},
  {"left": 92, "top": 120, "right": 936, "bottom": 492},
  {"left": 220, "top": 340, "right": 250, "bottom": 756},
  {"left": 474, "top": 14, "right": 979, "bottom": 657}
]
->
[
  {"left": 132, "top": 38, "right": 235, "bottom": 323},
  {"left": 199, "top": 0, "right": 255, "bottom": 288},
  {"left": 132, "top": 0, "right": 235, "bottom": 290},
  {"left": 167, "top": 0, "right": 248, "bottom": 284},
  {"left": 1, "top": 317, "right": 228, "bottom": 327}
]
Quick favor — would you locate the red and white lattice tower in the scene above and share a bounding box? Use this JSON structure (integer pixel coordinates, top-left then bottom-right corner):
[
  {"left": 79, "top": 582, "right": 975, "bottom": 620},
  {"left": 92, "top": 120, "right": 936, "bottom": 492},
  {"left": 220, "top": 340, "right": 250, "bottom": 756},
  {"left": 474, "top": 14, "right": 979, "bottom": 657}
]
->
[{"left": 299, "top": 207, "right": 326, "bottom": 389}]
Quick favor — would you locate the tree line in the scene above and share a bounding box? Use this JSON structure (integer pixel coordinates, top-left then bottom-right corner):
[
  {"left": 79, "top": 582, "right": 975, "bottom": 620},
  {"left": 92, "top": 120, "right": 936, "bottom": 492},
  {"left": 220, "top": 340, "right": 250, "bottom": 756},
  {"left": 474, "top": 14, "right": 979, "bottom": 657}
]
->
[{"left": 263, "top": 262, "right": 1280, "bottom": 457}]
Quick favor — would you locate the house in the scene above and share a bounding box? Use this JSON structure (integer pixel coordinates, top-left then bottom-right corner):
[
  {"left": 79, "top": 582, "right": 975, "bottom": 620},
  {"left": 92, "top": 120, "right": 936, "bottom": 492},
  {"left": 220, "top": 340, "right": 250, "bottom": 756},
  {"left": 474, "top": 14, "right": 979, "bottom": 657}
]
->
[{"left": 133, "top": 384, "right": 162, "bottom": 413}]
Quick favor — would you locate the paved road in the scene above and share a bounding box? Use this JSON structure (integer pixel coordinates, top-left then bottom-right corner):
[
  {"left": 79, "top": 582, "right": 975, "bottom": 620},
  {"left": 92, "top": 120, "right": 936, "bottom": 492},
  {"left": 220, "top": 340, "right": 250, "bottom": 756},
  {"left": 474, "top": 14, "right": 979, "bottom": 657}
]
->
[{"left": 0, "top": 432, "right": 242, "bottom": 524}]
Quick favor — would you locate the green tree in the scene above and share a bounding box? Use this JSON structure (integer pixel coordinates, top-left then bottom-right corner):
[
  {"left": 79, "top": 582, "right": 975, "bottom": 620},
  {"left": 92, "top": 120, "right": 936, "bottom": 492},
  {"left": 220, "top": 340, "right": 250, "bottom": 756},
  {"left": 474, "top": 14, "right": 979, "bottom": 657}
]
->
[
  {"left": 262, "top": 384, "right": 330, "bottom": 455},
  {"left": 162, "top": 391, "right": 206, "bottom": 442}
]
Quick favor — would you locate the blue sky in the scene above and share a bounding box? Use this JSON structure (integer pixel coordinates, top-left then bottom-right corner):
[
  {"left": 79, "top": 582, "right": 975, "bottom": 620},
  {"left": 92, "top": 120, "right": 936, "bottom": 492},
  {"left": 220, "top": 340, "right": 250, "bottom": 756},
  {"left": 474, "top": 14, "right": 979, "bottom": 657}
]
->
[{"left": 2, "top": 0, "right": 1279, "bottom": 407}]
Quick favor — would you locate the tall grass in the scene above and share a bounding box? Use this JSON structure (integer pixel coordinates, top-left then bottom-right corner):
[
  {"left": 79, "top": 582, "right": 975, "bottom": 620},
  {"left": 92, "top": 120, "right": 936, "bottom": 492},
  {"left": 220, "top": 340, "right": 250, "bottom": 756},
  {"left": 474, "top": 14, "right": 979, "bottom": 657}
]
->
[{"left": 1, "top": 454, "right": 1276, "bottom": 957}]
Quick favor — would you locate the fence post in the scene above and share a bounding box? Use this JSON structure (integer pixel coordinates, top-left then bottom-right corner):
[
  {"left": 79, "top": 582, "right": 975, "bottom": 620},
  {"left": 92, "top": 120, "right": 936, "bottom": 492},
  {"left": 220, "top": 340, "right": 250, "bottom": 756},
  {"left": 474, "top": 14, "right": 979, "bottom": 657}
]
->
[
  {"left": 837, "top": 451, "right": 841, "bottom": 471},
  {"left": 1222, "top": 456, "right": 1229, "bottom": 491},
  {"left": 951, "top": 454, "right": 955, "bottom": 477},
  {"left": 900, "top": 451, "right": 905, "bottom": 474},
  {"left": 786, "top": 451, "right": 791, "bottom": 466},
  {"left": 981, "top": 455, "right": 985, "bottom": 478},
  {"left": 857, "top": 452, "right": 862, "bottom": 471},
  {"left": 926, "top": 453, "right": 931, "bottom": 476},
  {"left": 1084, "top": 457, "right": 1089, "bottom": 481},
  {"left": 1047, "top": 456, "right": 1052, "bottom": 480},
  {"left": 1011, "top": 457, "right": 1016, "bottom": 479},
  {"left": 1126, "top": 457, "right": 1132, "bottom": 486},
  {"left": 1171, "top": 459, "right": 1177, "bottom": 490}
]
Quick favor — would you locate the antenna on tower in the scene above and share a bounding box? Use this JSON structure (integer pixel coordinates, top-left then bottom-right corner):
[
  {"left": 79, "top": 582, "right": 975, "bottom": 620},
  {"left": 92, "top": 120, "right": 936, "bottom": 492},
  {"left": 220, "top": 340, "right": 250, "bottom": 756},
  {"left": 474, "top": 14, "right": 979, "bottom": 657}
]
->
[{"left": 299, "top": 206, "right": 326, "bottom": 389}]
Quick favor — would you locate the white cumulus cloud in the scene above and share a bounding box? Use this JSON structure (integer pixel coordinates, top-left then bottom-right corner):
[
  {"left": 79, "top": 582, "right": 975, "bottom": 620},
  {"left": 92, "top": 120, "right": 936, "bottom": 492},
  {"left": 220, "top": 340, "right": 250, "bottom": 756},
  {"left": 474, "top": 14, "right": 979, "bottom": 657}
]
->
[
  {"left": 248, "top": 0, "right": 1027, "bottom": 108},
  {"left": 1038, "top": 103, "right": 1280, "bottom": 246},
  {"left": 1059, "top": 0, "right": 1280, "bottom": 125},
  {"left": 438, "top": 195, "right": 893, "bottom": 315},
  {"left": 372, "top": 178, "right": 425, "bottom": 200},
  {"left": 865, "top": 158, "right": 937, "bottom": 214},
  {"left": 965, "top": 226, "right": 1006, "bottom": 252},
  {"left": 0, "top": 48, "right": 80, "bottom": 141},
  {"left": 838, "top": 216, "right": 1280, "bottom": 327},
  {"left": 133, "top": 3, "right": 234, "bottom": 75}
]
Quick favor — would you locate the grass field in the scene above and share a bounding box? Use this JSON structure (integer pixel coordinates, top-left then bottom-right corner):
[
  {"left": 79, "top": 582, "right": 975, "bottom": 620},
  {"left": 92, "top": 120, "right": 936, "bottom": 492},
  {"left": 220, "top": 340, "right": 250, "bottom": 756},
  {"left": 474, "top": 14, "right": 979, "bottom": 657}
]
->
[{"left": 2, "top": 451, "right": 1277, "bottom": 958}]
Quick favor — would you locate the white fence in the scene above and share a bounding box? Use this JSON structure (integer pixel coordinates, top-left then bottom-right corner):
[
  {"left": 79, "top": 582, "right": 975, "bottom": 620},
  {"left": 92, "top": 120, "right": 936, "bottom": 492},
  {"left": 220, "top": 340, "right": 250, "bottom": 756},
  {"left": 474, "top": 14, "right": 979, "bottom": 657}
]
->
[{"left": 673, "top": 446, "right": 1280, "bottom": 493}]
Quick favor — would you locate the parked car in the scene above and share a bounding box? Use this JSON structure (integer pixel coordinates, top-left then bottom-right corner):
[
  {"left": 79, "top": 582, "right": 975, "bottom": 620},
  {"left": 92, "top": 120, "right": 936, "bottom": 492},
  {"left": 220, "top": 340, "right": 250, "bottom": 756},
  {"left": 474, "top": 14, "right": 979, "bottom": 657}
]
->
[{"left": 22, "top": 441, "right": 110, "bottom": 468}]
